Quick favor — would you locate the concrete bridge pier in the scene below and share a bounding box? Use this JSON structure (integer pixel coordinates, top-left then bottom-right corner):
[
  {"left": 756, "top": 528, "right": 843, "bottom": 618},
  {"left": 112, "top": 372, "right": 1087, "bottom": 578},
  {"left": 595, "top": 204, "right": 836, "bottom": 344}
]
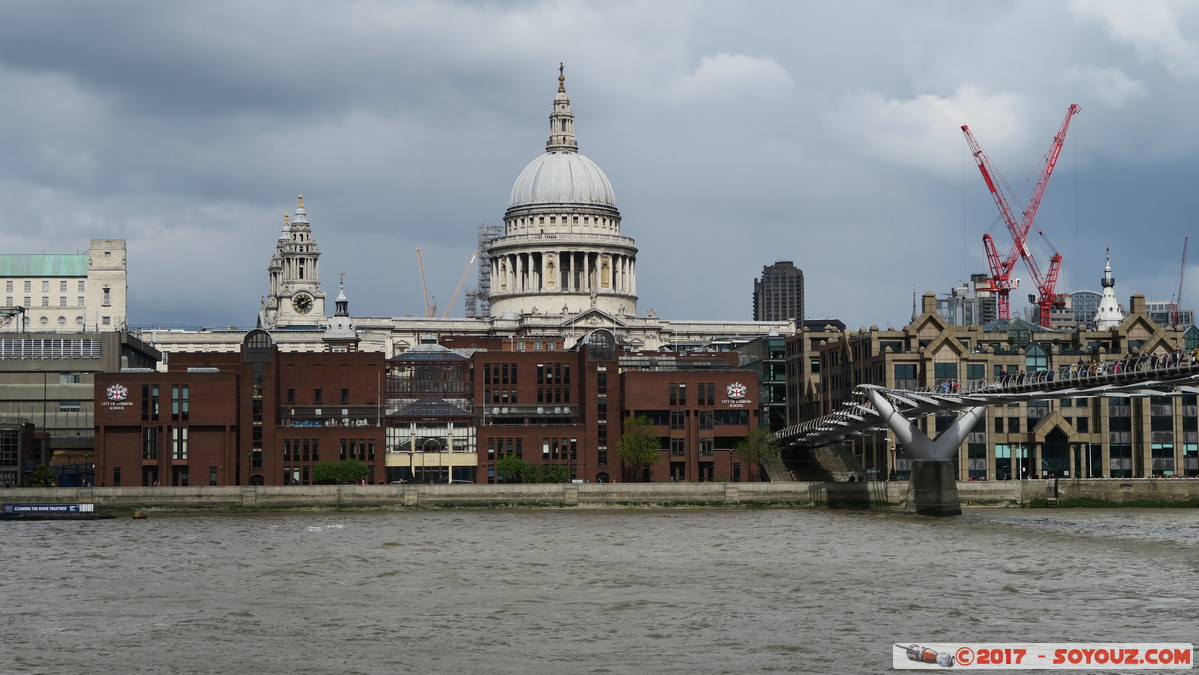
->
[{"left": 906, "top": 461, "right": 961, "bottom": 516}]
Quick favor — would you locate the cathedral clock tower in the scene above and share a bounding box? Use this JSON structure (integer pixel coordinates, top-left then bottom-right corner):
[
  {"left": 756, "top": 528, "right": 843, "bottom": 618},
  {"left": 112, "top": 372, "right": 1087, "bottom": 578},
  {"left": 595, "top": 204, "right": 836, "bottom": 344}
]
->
[{"left": 260, "top": 195, "right": 327, "bottom": 328}]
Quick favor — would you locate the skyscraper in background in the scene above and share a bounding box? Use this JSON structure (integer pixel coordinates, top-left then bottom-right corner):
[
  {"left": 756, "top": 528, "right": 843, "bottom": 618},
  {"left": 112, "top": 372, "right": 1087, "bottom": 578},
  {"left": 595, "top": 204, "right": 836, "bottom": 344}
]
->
[{"left": 753, "top": 261, "right": 804, "bottom": 322}]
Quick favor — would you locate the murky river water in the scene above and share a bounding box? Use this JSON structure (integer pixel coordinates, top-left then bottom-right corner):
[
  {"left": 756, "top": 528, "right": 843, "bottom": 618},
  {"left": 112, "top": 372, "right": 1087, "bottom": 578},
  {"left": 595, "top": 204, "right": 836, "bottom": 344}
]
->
[{"left": 1, "top": 507, "right": 1196, "bottom": 674}]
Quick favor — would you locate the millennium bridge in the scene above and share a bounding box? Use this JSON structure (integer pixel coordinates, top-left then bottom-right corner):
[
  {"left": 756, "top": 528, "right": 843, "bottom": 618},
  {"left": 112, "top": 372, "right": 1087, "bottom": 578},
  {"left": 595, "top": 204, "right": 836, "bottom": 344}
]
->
[{"left": 772, "top": 353, "right": 1199, "bottom": 515}]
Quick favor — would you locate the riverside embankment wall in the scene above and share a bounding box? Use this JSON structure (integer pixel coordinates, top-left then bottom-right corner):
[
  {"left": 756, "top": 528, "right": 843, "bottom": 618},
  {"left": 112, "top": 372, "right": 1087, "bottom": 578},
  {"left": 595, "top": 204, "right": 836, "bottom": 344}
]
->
[
  {"left": 3, "top": 479, "right": 1197, "bottom": 511},
  {"left": 2, "top": 482, "right": 811, "bottom": 510}
]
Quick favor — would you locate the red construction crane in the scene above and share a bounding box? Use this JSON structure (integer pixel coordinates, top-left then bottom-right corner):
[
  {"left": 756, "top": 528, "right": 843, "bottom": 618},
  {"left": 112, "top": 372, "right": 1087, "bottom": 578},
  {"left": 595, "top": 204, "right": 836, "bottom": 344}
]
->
[
  {"left": 1171, "top": 235, "right": 1188, "bottom": 326},
  {"left": 962, "top": 103, "right": 1080, "bottom": 327}
]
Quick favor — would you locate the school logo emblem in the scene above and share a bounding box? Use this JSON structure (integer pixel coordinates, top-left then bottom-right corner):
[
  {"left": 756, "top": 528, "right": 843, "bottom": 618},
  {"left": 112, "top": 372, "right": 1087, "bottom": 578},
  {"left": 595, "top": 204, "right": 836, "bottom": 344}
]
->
[
  {"left": 727, "top": 382, "right": 747, "bottom": 400},
  {"left": 106, "top": 384, "right": 129, "bottom": 402}
]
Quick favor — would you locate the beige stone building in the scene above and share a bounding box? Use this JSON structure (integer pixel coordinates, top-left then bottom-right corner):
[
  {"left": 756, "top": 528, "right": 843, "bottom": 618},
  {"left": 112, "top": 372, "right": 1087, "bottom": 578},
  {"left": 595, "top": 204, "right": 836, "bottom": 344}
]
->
[
  {"left": 788, "top": 292, "right": 1198, "bottom": 480},
  {"left": 1, "top": 239, "right": 128, "bottom": 333}
]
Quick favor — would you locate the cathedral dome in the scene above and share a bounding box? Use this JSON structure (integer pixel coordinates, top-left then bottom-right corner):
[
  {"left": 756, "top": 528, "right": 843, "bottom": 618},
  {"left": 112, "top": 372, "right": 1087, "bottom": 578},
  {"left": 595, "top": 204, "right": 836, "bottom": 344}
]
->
[
  {"left": 508, "top": 151, "right": 616, "bottom": 208},
  {"left": 489, "top": 66, "right": 637, "bottom": 320}
]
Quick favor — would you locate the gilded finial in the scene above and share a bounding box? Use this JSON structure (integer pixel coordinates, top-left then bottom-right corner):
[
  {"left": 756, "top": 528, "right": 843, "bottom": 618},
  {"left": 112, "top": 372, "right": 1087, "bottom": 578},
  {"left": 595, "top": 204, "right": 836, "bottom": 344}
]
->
[
  {"left": 297, "top": 194, "right": 304, "bottom": 209},
  {"left": 558, "top": 62, "right": 565, "bottom": 92},
  {"left": 284, "top": 212, "right": 290, "bottom": 226}
]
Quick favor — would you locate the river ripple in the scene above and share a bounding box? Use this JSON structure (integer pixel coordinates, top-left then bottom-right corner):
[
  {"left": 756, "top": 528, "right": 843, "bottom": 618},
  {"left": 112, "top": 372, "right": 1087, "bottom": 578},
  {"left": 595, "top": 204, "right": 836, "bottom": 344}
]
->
[{"left": 1, "top": 507, "right": 1196, "bottom": 674}]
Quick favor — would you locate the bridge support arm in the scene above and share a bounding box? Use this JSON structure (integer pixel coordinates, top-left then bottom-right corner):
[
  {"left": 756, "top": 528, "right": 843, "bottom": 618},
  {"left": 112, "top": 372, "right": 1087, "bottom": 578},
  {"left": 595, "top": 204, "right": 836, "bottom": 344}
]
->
[
  {"left": 931, "top": 406, "right": 986, "bottom": 461},
  {"left": 864, "top": 389, "right": 983, "bottom": 516},
  {"left": 864, "top": 388, "right": 923, "bottom": 450},
  {"left": 865, "top": 389, "right": 984, "bottom": 461}
]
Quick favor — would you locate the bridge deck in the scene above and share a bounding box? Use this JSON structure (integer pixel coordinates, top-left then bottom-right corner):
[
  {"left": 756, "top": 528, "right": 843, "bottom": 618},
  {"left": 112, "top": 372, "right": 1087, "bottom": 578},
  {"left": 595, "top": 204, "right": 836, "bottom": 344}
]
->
[{"left": 776, "top": 354, "right": 1199, "bottom": 450}]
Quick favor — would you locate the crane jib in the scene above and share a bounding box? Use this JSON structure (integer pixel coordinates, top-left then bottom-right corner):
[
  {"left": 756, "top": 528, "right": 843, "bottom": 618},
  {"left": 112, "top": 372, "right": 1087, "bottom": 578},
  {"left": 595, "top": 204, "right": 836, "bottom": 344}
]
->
[{"left": 961, "top": 104, "right": 1080, "bottom": 326}]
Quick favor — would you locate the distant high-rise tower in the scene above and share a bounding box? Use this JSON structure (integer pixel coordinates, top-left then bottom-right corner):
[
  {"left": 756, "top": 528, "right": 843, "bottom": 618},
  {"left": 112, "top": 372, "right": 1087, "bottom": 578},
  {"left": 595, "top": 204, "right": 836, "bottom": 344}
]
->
[{"left": 753, "top": 261, "right": 804, "bottom": 322}]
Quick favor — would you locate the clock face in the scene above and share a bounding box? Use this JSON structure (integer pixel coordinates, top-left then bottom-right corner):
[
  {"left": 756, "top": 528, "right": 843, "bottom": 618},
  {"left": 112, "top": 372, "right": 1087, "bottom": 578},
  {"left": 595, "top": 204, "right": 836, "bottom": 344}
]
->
[{"left": 293, "top": 293, "right": 314, "bottom": 314}]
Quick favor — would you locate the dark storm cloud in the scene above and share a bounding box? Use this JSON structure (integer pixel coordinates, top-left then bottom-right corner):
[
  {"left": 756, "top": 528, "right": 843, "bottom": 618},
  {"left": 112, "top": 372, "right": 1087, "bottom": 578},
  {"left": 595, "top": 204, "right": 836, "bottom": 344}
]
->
[{"left": 2, "top": 0, "right": 1199, "bottom": 330}]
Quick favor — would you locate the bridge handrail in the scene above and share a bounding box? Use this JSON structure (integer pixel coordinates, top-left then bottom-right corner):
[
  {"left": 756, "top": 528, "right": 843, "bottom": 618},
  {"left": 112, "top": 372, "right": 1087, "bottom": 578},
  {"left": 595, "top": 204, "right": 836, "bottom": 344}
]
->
[{"left": 903, "top": 351, "right": 1194, "bottom": 396}]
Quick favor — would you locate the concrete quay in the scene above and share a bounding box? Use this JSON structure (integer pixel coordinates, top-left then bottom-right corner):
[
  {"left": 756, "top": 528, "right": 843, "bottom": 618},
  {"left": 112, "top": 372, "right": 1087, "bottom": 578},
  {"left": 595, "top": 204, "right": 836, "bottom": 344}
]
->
[
  {"left": 819, "top": 478, "right": 1199, "bottom": 509},
  {"left": 0, "top": 482, "right": 811, "bottom": 512},
  {"left": 2, "top": 479, "right": 1197, "bottom": 513}
]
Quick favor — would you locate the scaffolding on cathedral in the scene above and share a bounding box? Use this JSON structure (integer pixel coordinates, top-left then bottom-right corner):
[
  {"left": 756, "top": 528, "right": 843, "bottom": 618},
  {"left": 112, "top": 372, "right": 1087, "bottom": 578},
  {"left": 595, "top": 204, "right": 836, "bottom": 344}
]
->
[{"left": 465, "top": 224, "right": 501, "bottom": 318}]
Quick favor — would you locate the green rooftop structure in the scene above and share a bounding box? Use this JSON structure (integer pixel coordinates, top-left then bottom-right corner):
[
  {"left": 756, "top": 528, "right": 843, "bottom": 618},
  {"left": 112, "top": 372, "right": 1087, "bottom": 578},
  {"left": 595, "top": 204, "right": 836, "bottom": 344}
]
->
[
  {"left": 0, "top": 240, "right": 126, "bottom": 333},
  {"left": 0, "top": 254, "right": 90, "bottom": 278}
]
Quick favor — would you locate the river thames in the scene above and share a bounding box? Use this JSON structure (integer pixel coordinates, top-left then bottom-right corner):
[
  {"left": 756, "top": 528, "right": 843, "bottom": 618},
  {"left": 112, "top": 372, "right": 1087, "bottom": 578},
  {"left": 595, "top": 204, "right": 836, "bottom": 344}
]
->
[{"left": 1, "top": 507, "right": 1196, "bottom": 674}]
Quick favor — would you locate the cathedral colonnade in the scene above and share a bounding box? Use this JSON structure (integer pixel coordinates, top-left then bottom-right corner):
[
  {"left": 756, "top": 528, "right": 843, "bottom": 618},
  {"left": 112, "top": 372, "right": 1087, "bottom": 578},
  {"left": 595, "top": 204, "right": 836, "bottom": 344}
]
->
[{"left": 491, "top": 248, "right": 636, "bottom": 296}]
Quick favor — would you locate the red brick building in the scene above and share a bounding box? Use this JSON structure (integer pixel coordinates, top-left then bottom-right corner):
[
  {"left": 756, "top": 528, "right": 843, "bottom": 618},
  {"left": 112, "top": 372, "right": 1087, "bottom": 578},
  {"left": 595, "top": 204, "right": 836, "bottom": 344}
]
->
[
  {"left": 620, "top": 357, "right": 759, "bottom": 482},
  {"left": 94, "top": 329, "right": 762, "bottom": 486},
  {"left": 464, "top": 330, "right": 759, "bottom": 483},
  {"left": 467, "top": 336, "right": 593, "bottom": 482},
  {"left": 95, "top": 330, "right": 387, "bottom": 486}
]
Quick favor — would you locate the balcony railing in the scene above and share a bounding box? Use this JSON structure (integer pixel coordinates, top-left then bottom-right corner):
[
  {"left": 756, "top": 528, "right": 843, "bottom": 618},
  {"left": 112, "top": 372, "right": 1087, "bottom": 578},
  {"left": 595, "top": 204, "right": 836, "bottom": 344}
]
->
[{"left": 278, "top": 405, "right": 381, "bottom": 428}]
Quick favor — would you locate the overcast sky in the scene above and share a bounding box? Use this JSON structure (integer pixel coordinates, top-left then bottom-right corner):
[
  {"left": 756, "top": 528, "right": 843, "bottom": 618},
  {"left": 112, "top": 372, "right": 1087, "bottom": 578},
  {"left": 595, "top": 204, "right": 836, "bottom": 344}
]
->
[{"left": 3, "top": 0, "right": 1198, "bottom": 331}]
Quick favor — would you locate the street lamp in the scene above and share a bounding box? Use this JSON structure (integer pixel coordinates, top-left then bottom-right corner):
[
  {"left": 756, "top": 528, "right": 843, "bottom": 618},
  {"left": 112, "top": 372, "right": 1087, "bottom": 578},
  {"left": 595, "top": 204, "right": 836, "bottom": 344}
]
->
[{"left": 885, "top": 439, "right": 896, "bottom": 482}]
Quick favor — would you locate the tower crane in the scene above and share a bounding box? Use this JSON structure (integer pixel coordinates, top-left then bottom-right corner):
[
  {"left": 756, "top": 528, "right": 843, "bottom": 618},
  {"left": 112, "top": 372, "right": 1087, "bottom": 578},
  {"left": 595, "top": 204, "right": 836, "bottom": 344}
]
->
[
  {"left": 962, "top": 103, "right": 1080, "bottom": 327},
  {"left": 1171, "top": 235, "right": 1188, "bottom": 326},
  {"left": 441, "top": 251, "right": 479, "bottom": 318},
  {"left": 415, "top": 248, "right": 435, "bottom": 317}
]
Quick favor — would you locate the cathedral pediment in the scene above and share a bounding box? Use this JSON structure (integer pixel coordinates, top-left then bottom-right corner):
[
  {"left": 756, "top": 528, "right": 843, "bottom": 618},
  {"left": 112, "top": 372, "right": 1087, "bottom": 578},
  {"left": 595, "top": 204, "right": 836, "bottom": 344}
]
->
[{"left": 557, "top": 308, "right": 627, "bottom": 329}]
